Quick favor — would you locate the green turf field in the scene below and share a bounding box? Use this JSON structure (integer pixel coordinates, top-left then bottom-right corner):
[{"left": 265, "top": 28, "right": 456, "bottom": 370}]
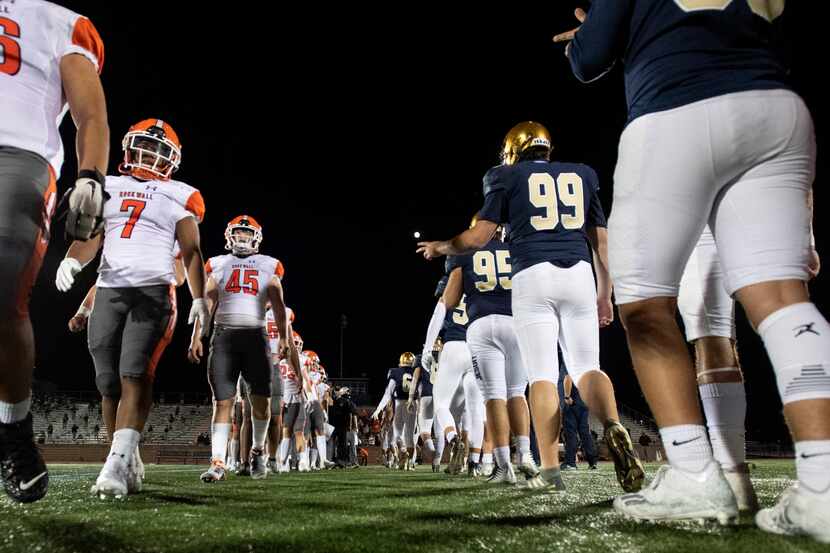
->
[{"left": 0, "top": 460, "right": 823, "bottom": 553}]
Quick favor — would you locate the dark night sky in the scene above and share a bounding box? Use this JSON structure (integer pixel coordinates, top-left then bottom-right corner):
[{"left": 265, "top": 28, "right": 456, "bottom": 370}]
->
[{"left": 33, "top": 2, "right": 826, "bottom": 440}]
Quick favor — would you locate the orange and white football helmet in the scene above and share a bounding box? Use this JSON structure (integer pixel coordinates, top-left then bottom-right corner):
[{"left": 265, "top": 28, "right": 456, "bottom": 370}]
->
[
  {"left": 292, "top": 330, "right": 303, "bottom": 351},
  {"left": 120, "top": 119, "right": 182, "bottom": 180},
  {"left": 224, "top": 215, "right": 262, "bottom": 256},
  {"left": 303, "top": 350, "right": 320, "bottom": 367}
]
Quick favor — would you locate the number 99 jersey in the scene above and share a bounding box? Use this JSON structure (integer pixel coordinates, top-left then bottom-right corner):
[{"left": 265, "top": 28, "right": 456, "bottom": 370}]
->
[
  {"left": 206, "top": 253, "right": 284, "bottom": 328},
  {"left": 478, "top": 161, "right": 606, "bottom": 276}
]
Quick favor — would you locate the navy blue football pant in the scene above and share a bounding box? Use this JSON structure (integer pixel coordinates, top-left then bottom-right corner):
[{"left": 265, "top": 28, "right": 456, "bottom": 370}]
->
[{"left": 563, "top": 404, "right": 596, "bottom": 466}]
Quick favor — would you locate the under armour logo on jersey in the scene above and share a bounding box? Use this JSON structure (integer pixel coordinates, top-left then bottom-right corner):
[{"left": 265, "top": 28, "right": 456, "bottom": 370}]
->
[
  {"left": 145, "top": 185, "right": 158, "bottom": 191},
  {"left": 793, "top": 323, "right": 819, "bottom": 338}
]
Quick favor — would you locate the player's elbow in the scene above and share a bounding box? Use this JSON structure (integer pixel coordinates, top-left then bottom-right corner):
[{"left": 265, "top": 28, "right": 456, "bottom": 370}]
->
[{"left": 569, "top": 45, "right": 615, "bottom": 83}]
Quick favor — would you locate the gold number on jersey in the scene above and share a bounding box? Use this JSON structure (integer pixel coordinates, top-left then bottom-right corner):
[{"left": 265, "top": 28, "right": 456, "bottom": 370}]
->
[
  {"left": 529, "top": 173, "right": 559, "bottom": 231},
  {"left": 674, "top": 0, "right": 784, "bottom": 21},
  {"left": 473, "top": 250, "right": 512, "bottom": 292},
  {"left": 528, "top": 172, "right": 585, "bottom": 232},
  {"left": 453, "top": 296, "right": 469, "bottom": 325},
  {"left": 403, "top": 373, "right": 413, "bottom": 392}
]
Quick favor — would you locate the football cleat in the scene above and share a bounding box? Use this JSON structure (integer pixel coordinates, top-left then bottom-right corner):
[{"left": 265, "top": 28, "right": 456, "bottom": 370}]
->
[
  {"left": 0, "top": 415, "right": 49, "bottom": 503},
  {"left": 250, "top": 448, "right": 268, "bottom": 479},
  {"left": 756, "top": 484, "right": 830, "bottom": 543},
  {"left": 613, "top": 462, "right": 738, "bottom": 525},
  {"left": 517, "top": 453, "right": 541, "bottom": 479},
  {"left": 91, "top": 457, "right": 129, "bottom": 499},
  {"left": 487, "top": 464, "right": 517, "bottom": 486},
  {"left": 604, "top": 422, "right": 645, "bottom": 492},
  {"left": 524, "top": 469, "right": 566, "bottom": 491},
  {"left": 201, "top": 460, "right": 227, "bottom": 483}
]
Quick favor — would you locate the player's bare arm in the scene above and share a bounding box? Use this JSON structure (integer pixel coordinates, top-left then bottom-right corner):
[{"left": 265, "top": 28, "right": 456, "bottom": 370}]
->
[
  {"left": 61, "top": 53, "right": 108, "bottom": 176},
  {"left": 587, "top": 226, "right": 613, "bottom": 327},
  {"left": 68, "top": 284, "right": 97, "bottom": 333},
  {"left": 441, "top": 268, "right": 463, "bottom": 311},
  {"left": 266, "top": 277, "right": 289, "bottom": 356},
  {"left": 177, "top": 217, "right": 210, "bottom": 337},
  {"left": 417, "top": 220, "right": 497, "bottom": 260}
]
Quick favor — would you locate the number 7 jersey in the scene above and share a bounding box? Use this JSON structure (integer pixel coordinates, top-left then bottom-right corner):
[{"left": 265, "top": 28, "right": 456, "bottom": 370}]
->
[
  {"left": 96, "top": 175, "right": 205, "bottom": 288},
  {"left": 206, "top": 253, "right": 284, "bottom": 328}
]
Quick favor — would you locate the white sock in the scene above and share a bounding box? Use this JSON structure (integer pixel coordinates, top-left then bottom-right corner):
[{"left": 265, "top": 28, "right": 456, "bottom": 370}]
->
[
  {"left": 310, "top": 448, "right": 319, "bottom": 467},
  {"left": 109, "top": 428, "right": 140, "bottom": 467},
  {"left": 758, "top": 302, "right": 830, "bottom": 404},
  {"left": 251, "top": 417, "right": 269, "bottom": 450},
  {"left": 434, "top": 430, "right": 445, "bottom": 464},
  {"left": 0, "top": 395, "right": 31, "bottom": 424},
  {"left": 470, "top": 451, "right": 481, "bottom": 464},
  {"left": 278, "top": 438, "right": 291, "bottom": 464},
  {"left": 301, "top": 448, "right": 309, "bottom": 466},
  {"left": 699, "top": 381, "right": 746, "bottom": 469},
  {"left": 211, "top": 423, "right": 231, "bottom": 462},
  {"left": 659, "top": 424, "right": 713, "bottom": 473},
  {"left": 229, "top": 440, "right": 239, "bottom": 464},
  {"left": 316, "top": 435, "right": 328, "bottom": 463},
  {"left": 423, "top": 439, "right": 435, "bottom": 455},
  {"left": 494, "top": 446, "right": 511, "bottom": 468},
  {"left": 482, "top": 453, "right": 493, "bottom": 465},
  {"left": 517, "top": 435, "right": 531, "bottom": 456},
  {"left": 796, "top": 440, "right": 830, "bottom": 494}
]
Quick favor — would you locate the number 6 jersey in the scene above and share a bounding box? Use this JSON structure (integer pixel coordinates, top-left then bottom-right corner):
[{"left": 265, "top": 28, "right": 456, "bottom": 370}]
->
[
  {"left": 206, "top": 253, "right": 285, "bottom": 328},
  {"left": 96, "top": 175, "right": 205, "bottom": 288}
]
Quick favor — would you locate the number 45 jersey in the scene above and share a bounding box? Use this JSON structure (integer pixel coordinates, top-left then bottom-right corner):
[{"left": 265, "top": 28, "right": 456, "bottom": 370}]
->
[
  {"left": 206, "top": 253, "right": 285, "bottom": 328},
  {"left": 96, "top": 175, "right": 205, "bottom": 288},
  {"left": 478, "top": 161, "right": 606, "bottom": 276}
]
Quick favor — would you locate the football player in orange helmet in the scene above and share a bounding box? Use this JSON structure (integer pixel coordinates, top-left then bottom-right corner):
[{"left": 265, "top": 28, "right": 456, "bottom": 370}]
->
[
  {"left": 57, "top": 118, "right": 208, "bottom": 498},
  {"left": 119, "top": 119, "right": 181, "bottom": 181}
]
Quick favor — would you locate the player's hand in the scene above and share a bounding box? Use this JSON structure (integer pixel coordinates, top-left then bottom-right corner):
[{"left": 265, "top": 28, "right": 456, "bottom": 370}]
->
[
  {"left": 416, "top": 241, "right": 443, "bottom": 260},
  {"left": 565, "top": 397, "right": 574, "bottom": 406},
  {"left": 808, "top": 247, "right": 821, "bottom": 280},
  {"left": 278, "top": 337, "right": 289, "bottom": 358},
  {"left": 188, "top": 298, "right": 211, "bottom": 337},
  {"left": 553, "top": 7, "right": 587, "bottom": 46},
  {"left": 371, "top": 411, "right": 380, "bottom": 420},
  {"left": 56, "top": 258, "right": 83, "bottom": 292},
  {"left": 597, "top": 296, "right": 614, "bottom": 327},
  {"left": 188, "top": 339, "right": 203, "bottom": 364},
  {"left": 421, "top": 353, "right": 434, "bottom": 371},
  {"left": 68, "top": 313, "right": 88, "bottom": 333},
  {"left": 66, "top": 169, "right": 107, "bottom": 241},
  {"left": 406, "top": 399, "right": 415, "bottom": 413}
]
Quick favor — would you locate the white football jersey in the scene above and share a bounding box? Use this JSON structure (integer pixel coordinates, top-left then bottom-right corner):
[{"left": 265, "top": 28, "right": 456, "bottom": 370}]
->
[
  {"left": 0, "top": 1, "right": 104, "bottom": 176},
  {"left": 281, "top": 353, "right": 307, "bottom": 401},
  {"left": 264, "top": 306, "right": 294, "bottom": 354},
  {"left": 207, "top": 254, "right": 284, "bottom": 328},
  {"left": 96, "top": 175, "right": 204, "bottom": 288}
]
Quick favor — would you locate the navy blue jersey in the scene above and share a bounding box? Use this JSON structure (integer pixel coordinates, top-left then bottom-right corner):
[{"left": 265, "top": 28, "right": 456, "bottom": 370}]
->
[
  {"left": 478, "top": 161, "right": 605, "bottom": 275},
  {"left": 387, "top": 366, "right": 414, "bottom": 399},
  {"left": 447, "top": 240, "right": 512, "bottom": 325},
  {"left": 438, "top": 262, "right": 468, "bottom": 343},
  {"left": 568, "top": 0, "right": 791, "bottom": 123}
]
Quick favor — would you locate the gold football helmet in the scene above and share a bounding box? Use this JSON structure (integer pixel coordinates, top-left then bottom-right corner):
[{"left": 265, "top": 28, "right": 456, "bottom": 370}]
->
[
  {"left": 500, "top": 121, "right": 552, "bottom": 166},
  {"left": 399, "top": 352, "right": 416, "bottom": 367}
]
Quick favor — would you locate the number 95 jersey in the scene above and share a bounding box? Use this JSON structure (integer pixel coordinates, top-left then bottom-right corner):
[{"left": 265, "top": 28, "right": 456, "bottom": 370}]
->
[
  {"left": 96, "top": 175, "right": 205, "bottom": 288},
  {"left": 206, "top": 253, "right": 285, "bottom": 328}
]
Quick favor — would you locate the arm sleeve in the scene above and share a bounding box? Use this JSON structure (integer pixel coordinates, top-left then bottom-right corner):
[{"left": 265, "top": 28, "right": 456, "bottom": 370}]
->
[
  {"left": 584, "top": 166, "right": 608, "bottom": 227},
  {"left": 567, "top": 0, "right": 632, "bottom": 83},
  {"left": 59, "top": 16, "right": 105, "bottom": 74},
  {"left": 422, "top": 300, "right": 447, "bottom": 357},
  {"left": 373, "top": 380, "right": 396, "bottom": 415},
  {"left": 478, "top": 166, "right": 509, "bottom": 224}
]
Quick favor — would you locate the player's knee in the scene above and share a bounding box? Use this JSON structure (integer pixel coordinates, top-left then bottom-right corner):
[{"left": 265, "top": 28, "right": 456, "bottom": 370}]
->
[
  {"left": 619, "top": 298, "right": 676, "bottom": 334},
  {"left": 95, "top": 373, "right": 121, "bottom": 398},
  {"left": 571, "top": 367, "right": 605, "bottom": 389}
]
